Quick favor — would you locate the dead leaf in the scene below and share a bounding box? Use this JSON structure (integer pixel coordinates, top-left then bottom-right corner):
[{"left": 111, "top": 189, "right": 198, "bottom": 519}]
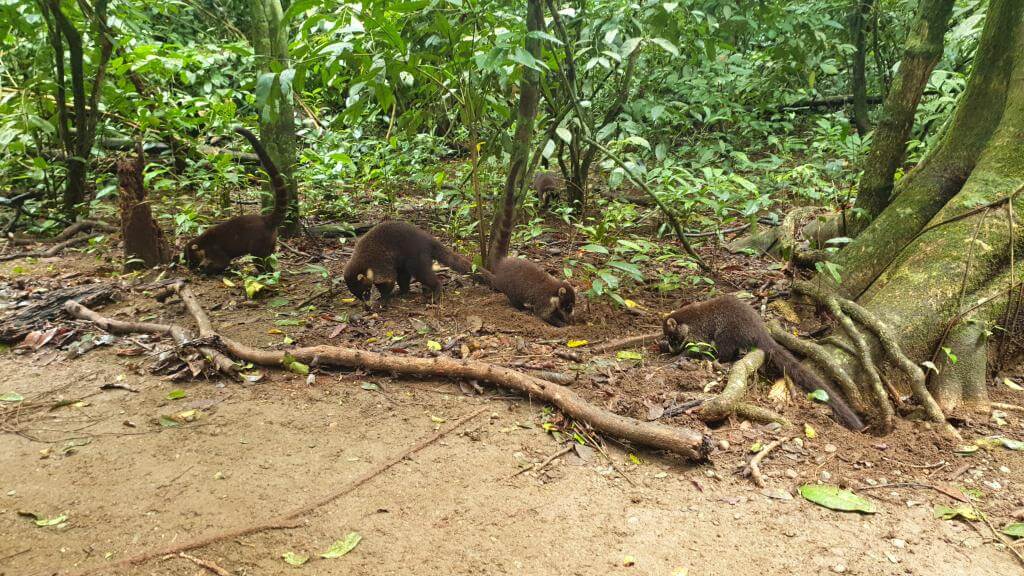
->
[{"left": 466, "top": 315, "right": 484, "bottom": 333}]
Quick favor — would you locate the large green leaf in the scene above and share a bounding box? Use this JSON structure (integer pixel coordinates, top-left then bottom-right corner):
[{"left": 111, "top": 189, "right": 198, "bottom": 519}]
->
[
  {"left": 799, "top": 485, "right": 876, "bottom": 514},
  {"left": 321, "top": 532, "right": 362, "bottom": 558}
]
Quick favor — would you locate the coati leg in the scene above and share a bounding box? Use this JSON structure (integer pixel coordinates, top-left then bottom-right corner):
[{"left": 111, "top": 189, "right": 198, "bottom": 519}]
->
[
  {"left": 409, "top": 253, "right": 441, "bottom": 302},
  {"left": 375, "top": 281, "right": 397, "bottom": 306},
  {"left": 397, "top": 267, "right": 412, "bottom": 295}
]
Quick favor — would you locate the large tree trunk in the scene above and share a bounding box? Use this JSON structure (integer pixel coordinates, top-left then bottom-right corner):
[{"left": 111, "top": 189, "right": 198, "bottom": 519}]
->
[
  {"left": 249, "top": 0, "right": 301, "bottom": 236},
  {"left": 118, "top": 144, "right": 171, "bottom": 271},
  {"left": 852, "top": 0, "right": 955, "bottom": 224},
  {"left": 486, "top": 0, "right": 544, "bottom": 266},
  {"left": 818, "top": 1, "right": 1023, "bottom": 424}
]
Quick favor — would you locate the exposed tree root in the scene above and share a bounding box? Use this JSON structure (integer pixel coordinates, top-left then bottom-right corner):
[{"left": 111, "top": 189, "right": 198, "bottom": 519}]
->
[
  {"left": 768, "top": 321, "right": 866, "bottom": 411},
  {"left": 734, "top": 403, "right": 791, "bottom": 427},
  {"left": 68, "top": 282, "right": 714, "bottom": 461},
  {"left": 743, "top": 436, "right": 791, "bottom": 488},
  {"left": 5, "top": 219, "right": 116, "bottom": 246},
  {"left": 63, "top": 406, "right": 489, "bottom": 576},
  {"left": 589, "top": 332, "right": 662, "bottom": 354},
  {"left": 64, "top": 300, "right": 239, "bottom": 379},
  {"left": 699, "top": 349, "right": 765, "bottom": 422},
  {"left": 0, "top": 233, "right": 99, "bottom": 262},
  {"left": 793, "top": 282, "right": 896, "bottom": 431}
]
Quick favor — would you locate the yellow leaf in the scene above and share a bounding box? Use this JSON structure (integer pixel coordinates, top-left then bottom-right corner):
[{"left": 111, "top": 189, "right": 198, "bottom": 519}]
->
[
  {"left": 222, "top": 277, "right": 236, "bottom": 287},
  {"left": 804, "top": 423, "right": 816, "bottom": 439},
  {"left": 426, "top": 340, "right": 442, "bottom": 351},
  {"left": 341, "top": 297, "right": 355, "bottom": 304},
  {"left": 567, "top": 339, "right": 589, "bottom": 348},
  {"left": 1004, "top": 378, "right": 1023, "bottom": 391},
  {"left": 267, "top": 328, "right": 284, "bottom": 335},
  {"left": 622, "top": 555, "right": 636, "bottom": 567},
  {"left": 430, "top": 415, "right": 446, "bottom": 423},
  {"left": 244, "top": 279, "right": 264, "bottom": 299},
  {"left": 768, "top": 379, "right": 789, "bottom": 406},
  {"left": 623, "top": 299, "right": 639, "bottom": 309},
  {"left": 365, "top": 337, "right": 378, "bottom": 343},
  {"left": 750, "top": 441, "right": 763, "bottom": 453}
]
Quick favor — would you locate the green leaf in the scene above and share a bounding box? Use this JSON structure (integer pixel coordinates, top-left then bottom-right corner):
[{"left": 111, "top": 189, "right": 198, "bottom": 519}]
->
[
  {"left": 997, "top": 437, "right": 1024, "bottom": 451},
  {"left": 426, "top": 340, "right": 442, "bottom": 351},
  {"left": 286, "top": 361, "right": 309, "bottom": 376},
  {"left": 807, "top": 389, "right": 830, "bottom": 403},
  {"left": 799, "top": 485, "right": 876, "bottom": 514},
  {"left": 526, "top": 30, "right": 563, "bottom": 45},
  {"left": 954, "top": 444, "right": 979, "bottom": 455},
  {"left": 616, "top": 350, "right": 643, "bottom": 361},
  {"left": 254, "top": 72, "right": 276, "bottom": 110},
  {"left": 159, "top": 415, "right": 180, "bottom": 428},
  {"left": 820, "top": 62, "right": 839, "bottom": 75},
  {"left": 511, "top": 47, "right": 543, "bottom": 71},
  {"left": 607, "top": 260, "right": 644, "bottom": 281},
  {"left": 0, "top": 391, "right": 24, "bottom": 402},
  {"left": 555, "top": 126, "right": 572, "bottom": 144},
  {"left": 933, "top": 505, "right": 980, "bottom": 521},
  {"left": 1002, "top": 523, "right": 1024, "bottom": 538},
  {"left": 245, "top": 279, "right": 266, "bottom": 299},
  {"left": 649, "top": 37, "right": 679, "bottom": 57},
  {"left": 166, "top": 389, "right": 187, "bottom": 400},
  {"left": 282, "top": 551, "right": 309, "bottom": 566},
  {"left": 620, "top": 37, "right": 642, "bottom": 58},
  {"left": 360, "top": 382, "right": 380, "bottom": 391},
  {"left": 581, "top": 243, "right": 609, "bottom": 254},
  {"left": 321, "top": 532, "right": 362, "bottom": 558},
  {"left": 19, "top": 511, "right": 69, "bottom": 527}
]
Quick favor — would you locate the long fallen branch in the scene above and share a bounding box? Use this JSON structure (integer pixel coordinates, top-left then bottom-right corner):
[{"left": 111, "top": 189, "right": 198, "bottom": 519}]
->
[
  {"left": 0, "top": 233, "right": 99, "bottom": 262},
  {"left": 63, "top": 406, "right": 489, "bottom": 576},
  {"left": 589, "top": 332, "right": 662, "bottom": 355},
  {"left": 69, "top": 283, "right": 714, "bottom": 461},
  {"left": 5, "top": 219, "right": 116, "bottom": 246}
]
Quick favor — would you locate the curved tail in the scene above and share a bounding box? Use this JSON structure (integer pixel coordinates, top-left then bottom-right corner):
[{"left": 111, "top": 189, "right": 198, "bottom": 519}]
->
[
  {"left": 767, "top": 342, "right": 865, "bottom": 430},
  {"left": 431, "top": 241, "right": 495, "bottom": 286},
  {"left": 234, "top": 127, "right": 289, "bottom": 228}
]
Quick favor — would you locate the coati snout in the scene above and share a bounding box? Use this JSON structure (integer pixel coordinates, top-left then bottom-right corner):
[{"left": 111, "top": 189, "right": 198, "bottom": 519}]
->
[
  {"left": 345, "top": 268, "right": 376, "bottom": 302},
  {"left": 662, "top": 316, "right": 691, "bottom": 349}
]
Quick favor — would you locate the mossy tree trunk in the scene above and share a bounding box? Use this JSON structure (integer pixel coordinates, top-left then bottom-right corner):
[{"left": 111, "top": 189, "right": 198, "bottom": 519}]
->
[
  {"left": 818, "top": 1, "right": 1023, "bottom": 423},
  {"left": 850, "top": 0, "right": 875, "bottom": 135},
  {"left": 249, "top": 0, "right": 301, "bottom": 236},
  {"left": 852, "top": 0, "right": 955, "bottom": 225}
]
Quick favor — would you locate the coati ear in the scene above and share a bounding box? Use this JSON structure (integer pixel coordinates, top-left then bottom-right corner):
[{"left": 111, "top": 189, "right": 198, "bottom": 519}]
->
[
  {"left": 365, "top": 268, "right": 374, "bottom": 281},
  {"left": 666, "top": 317, "right": 677, "bottom": 330},
  {"left": 558, "top": 286, "right": 566, "bottom": 297},
  {"left": 357, "top": 273, "right": 364, "bottom": 281}
]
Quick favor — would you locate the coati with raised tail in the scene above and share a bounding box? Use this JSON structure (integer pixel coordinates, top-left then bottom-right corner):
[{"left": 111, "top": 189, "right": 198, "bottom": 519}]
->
[
  {"left": 183, "top": 127, "right": 287, "bottom": 273},
  {"left": 492, "top": 257, "right": 575, "bottom": 327},
  {"left": 662, "top": 295, "right": 864, "bottom": 430},
  {"left": 343, "top": 221, "right": 477, "bottom": 304}
]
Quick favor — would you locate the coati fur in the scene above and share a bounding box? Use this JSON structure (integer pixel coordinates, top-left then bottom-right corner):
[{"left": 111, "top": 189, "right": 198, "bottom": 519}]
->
[
  {"left": 662, "top": 295, "right": 864, "bottom": 430},
  {"left": 343, "top": 220, "right": 475, "bottom": 304},
  {"left": 533, "top": 171, "right": 561, "bottom": 209},
  {"left": 183, "top": 127, "right": 287, "bottom": 274},
  {"left": 492, "top": 257, "right": 575, "bottom": 327}
]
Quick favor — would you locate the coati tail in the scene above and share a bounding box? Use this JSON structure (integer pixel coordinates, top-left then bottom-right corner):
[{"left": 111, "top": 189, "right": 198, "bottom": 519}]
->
[
  {"left": 767, "top": 342, "right": 865, "bottom": 431},
  {"left": 430, "top": 240, "right": 474, "bottom": 275},
  {"left": 234, "top": 127, "right": 289, "bottom": 228}
]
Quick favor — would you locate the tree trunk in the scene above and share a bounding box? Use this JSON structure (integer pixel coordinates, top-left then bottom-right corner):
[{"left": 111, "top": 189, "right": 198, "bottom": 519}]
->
[
  {"left": 816, "top": 1, "right": 1023, "bottom": 424},
  {"left": 249, "top": 0, "right": 300, "bottom": 236},
  {"left": 852, "top": 0, "right": 955, "bottom": 224},
  {"left": 118, "top": 144, "right": 171, "bottom": 271},
  {"left": 850, "top": 0, "right": 875, "bottom": 135},
  {"left": 486, "top": 0, "right": 544, "bottom": 266}
]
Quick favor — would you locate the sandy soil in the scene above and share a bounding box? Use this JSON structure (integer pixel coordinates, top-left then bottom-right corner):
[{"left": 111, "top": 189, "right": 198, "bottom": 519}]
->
[{"left": 1, "top": 234, "right": 1023, "bottom": 576}]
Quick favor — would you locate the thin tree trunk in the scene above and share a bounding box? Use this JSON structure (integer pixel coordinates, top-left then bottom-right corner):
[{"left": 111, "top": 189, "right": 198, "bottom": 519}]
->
[
  {"left": 851, "top": 0, "right": 875, "bottom": 135},
  {"left": 486, "top": 0, "right": 543, "bottom": 266},
  {"left": 249, "top": 0, "right": 300, "bottom": 236},
  {"left": 853, "top": 0, "right": 955, "bottom": 224}
]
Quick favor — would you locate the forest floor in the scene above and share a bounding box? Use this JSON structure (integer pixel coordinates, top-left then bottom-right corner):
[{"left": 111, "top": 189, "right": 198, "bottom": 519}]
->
[{"left": 1, "top": 203, "right": 1023, "bottom": 575}]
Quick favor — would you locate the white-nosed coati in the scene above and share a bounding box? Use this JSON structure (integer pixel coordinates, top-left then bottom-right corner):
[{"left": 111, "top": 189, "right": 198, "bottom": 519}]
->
[
  {"left": 662, "top": 295, "right": 864, "bottom": 430},
  {"left": 183, "top": 127, "right": 287, "bottom": 274},
  {"left": 533, "top": 171, "right": 561, "bottom": 209},
  {"left": 343, "top": 220, "right": 475, "bottom": 304},
  {"left": 492, "top": 257, "right": 575, "bottom": 327}
]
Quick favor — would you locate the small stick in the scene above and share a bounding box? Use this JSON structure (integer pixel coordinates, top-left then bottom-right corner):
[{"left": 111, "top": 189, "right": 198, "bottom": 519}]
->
[
  {"left": 744, "top": 436, "right": 790, "bottom": 488},
  {"left": 506, "top": 444, "right": 574, "bottom": 480},
  {"left": 172, "top": 552, "right": 233, "bottom": 576},
  {"left": 856, "top": 482, "right": 968, "bottom": 503},
  {"left": 971, "top": 500, "right": 1024, "bottom": 568}
]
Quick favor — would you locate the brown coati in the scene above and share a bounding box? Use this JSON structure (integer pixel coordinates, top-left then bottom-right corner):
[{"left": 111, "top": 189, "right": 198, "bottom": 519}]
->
[
  {"left": 492, "top": 257, "right": 575, "bottom": 327},
  {"left": 343, "top": 220, "right": 476, "bottom": 304},
  {"left": 533, "top": 171, "right": 561, "bottom": 209},
  {"left": 662, "top": 295, "right": 864, "bottom": 430},
  {"left": 183, "top": 127, "right": 287, "bottom": 274}
]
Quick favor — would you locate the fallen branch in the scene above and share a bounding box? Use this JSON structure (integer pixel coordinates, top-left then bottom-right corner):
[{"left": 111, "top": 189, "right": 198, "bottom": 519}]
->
[
  {"left": 0, "top": 282, "right": 116, "bottom": 342},
  {"left": 171, "top": 552, "right": 232, "bottom": 576},
  {"left": 64, "top": 406, "right": 489, "bottom": 576},
  {"left": 767, "top": 321, "right": 865, "bottom": 410},
  {"left": 794, "top": 282, "right": 895, "bottom": 431},
  {"left": 743, "top": 436, "right": 790, "bottom": 488},
  {"left": 6, "top": 219, "right": 116, "bottom": 246},
  {"left": 699, "top": 349, "right": 765, "bottom": 422},
  {"left": 64, "top": 300, "right": 239, "bottom": 379},
  {"left": 0, "top": 233, "right": 99, "bottom": 262},
  {"left": 74, "top": 284, "right": 715, "bottom": 461},
  {"left": 506, "top": 444, "right": 574, "bottom": 480},
  {"left": 589, "top": 332, "right": 662, "bottom": 355}
]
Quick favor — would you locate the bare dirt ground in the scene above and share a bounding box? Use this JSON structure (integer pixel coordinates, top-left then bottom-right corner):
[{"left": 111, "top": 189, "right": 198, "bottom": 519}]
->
[{"left": 2, "top": 222, "right": 1024, "bottom": 576}]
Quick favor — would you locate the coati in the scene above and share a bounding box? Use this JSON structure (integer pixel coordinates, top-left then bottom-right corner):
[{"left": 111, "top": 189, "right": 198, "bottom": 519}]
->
[
  {"left": 533, "top": 171, "right": 561, "bottom": 209},
  {"left": 183, "top": 127, "right": 287, "bottom": 274},
  {"left": 492, "top": 257, "right": 575, "bottom": 327},
  {"left": 343, "top": 220, "right": 476, "bottom": 304},
  {"left": 662, "top": 295, "right": 864, "bottom": 430}
]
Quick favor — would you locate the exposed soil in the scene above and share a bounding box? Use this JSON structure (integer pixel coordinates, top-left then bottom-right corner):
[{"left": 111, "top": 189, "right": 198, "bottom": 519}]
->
[{"left": 2, "top": 216, "right": 1023, "bottom": 576}]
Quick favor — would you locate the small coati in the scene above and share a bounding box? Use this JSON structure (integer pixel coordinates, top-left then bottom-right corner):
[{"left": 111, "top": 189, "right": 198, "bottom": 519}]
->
[
  {"left": 343, "top": 220, "right": 475, "bottom": 304},
  {"left": 492, "top": 257, "right": 575, "bottom": 327},
  {"left": 533, "top": 171, "right": 561, "bottom": 209},
  {"left": 662, "top": 295, "right": 864, "bottom": 430},
  {"left": 183, "top": 127, "right": 287, "bottom": 274}
]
